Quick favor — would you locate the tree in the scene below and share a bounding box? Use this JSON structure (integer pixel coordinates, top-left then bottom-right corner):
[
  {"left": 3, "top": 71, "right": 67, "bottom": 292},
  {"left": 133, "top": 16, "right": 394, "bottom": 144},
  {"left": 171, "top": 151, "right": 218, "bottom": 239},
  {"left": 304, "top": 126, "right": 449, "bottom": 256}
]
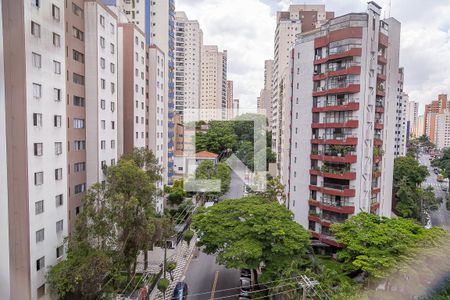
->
[
  {"left": 48, "top": 156, "right": 160, "bottom": 298},
  {"left": 393, "top": 156, "right": 429, "bottom": 187},
  {"left": 192, "top": 196, "right": 311, "bottom": 282},
  {"left": 164, "top": 179, "right": 186, "bottom": 206},
  {"left": 249, "top": 176, "right": 286, "bottom": 204},
  {"left": 166, "top": 262, "right": 177, "bottom": 281},
  {"left": 121, "top": 147, "right": 161, "bottom": 182},
  {"left": 331, "top": 213, "right": 442, "bottom": 280},
  {"left": 195, "top": 160, "right": 231, "bottom": 196},
  {"left": 195, "top": 121, "right": 238, "bottom": 154},
  {"left": 183, "top": 229, "right": 194, "bottom": 247},
  {"left": 433, "top": 148, "right": 450, "bottom": 183},
  {"left": 157, "top": 278, "right": 170, "bottom": 299}
]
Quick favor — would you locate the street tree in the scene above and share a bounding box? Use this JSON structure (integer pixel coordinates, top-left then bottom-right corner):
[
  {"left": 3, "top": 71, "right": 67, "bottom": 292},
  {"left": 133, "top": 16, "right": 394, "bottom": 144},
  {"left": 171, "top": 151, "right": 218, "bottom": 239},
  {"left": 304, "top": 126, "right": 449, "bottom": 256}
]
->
[
  {"left": 195, "top": 160, "right": 231, "bottom": 196},
  {"left": 393, "top": 156, "right": 429, "bottom": 187},
  {"left": 331, "top": 213, "right": 442, "bottom": 280},
  {"left": 192, "top": 196, "right": 311, "bottom": 282}
]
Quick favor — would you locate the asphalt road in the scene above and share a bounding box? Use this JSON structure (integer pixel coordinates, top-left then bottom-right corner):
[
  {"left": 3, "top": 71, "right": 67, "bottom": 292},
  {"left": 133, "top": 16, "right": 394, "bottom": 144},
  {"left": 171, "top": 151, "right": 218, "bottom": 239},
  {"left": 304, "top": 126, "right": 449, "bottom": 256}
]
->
[
  {"left": 418, "top": 154, "right": 450, "bottom": 230},
  {"left": 184, "top": 170, "right": 245, "bottom": 299}
]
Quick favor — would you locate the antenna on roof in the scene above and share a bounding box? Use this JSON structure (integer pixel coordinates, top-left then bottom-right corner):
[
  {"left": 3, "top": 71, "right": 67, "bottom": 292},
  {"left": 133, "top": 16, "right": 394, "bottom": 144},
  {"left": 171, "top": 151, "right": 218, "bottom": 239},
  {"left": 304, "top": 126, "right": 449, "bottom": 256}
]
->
[{"left": 388, "top": 0, "right": 392, "bottom": 17}]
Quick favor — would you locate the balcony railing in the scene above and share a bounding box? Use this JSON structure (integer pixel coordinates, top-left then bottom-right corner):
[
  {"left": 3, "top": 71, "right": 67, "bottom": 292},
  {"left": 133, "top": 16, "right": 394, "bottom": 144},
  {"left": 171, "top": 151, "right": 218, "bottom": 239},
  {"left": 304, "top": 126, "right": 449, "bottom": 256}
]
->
[
  {"left": 327, "top": 61, "right": 360, "bottom": 72},
  {"left": 314, "top": 134, "right": 357, "bottom": 141},
  {"left": 321, "top": 116, "right": 358, "bottom": 123},
  {"left": 312, "top": 150, "right": 356, "bottom": 157},
  {"left": 320, "top": 213, "right": 348, "bottom": 224},
  {"left": 313, "top": 97, "right": 358, "bottom": 108},
  {"left": 321, "top": 197, "right": 354, "bottom": 207},
  {"left": 323, "top": 183, "right": 354, "bottom": 191},
  {"left": 329, "top": 44, "right": 362, "bottom": 56}
]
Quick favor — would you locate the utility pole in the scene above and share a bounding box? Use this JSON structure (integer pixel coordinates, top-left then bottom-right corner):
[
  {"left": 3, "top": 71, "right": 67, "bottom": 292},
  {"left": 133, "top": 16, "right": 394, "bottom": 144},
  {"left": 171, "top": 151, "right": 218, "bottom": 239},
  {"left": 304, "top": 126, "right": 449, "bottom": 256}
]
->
[{"left": 298, "top": 275, "right": 320, "bottom": 300}]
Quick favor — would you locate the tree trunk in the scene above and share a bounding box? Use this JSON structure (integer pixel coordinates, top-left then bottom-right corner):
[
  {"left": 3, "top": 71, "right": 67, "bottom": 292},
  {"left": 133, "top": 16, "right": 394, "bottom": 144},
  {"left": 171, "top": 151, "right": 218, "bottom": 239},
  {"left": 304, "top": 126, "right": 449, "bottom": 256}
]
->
[{"left": 144, "top": 250, "right": 148, "bottom": 271}]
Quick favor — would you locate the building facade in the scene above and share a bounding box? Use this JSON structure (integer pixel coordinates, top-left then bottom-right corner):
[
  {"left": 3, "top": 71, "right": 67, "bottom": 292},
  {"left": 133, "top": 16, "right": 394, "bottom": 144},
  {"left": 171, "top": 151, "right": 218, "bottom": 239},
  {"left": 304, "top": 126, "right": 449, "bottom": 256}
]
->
[
  {"left": 174, "top": 11, "right": 202, "bottom": 117},
  {"left": 406, "top": 100, "right": 419, "bottom": 138},
  {"left": 394, "top": 68, "right": 407, "bottom": 157},
  {"left": 258, "top": 60, "right": 274, "bottom": 124},
  {"left": 2, "top": 0, "right": 68, "bottom": 298},
  {"left": 200, "top": 45, "right": 228, "bottom": 121},
  {"left": 226, "top": 80, "right": 234, "bottom": 119},
  {"left": 117, "top": 22, "right": 147, "bottom": 155},
  {"left": 287, "top": 2, "right": 400, "bottom": 247}
]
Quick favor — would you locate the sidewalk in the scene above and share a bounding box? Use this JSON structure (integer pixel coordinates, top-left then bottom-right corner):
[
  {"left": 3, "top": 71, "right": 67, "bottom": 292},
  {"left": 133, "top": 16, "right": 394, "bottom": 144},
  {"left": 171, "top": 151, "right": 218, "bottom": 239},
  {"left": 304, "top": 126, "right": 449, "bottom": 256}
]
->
[{"left": 151, "top": 236, "right": 197, "bottom": 300}]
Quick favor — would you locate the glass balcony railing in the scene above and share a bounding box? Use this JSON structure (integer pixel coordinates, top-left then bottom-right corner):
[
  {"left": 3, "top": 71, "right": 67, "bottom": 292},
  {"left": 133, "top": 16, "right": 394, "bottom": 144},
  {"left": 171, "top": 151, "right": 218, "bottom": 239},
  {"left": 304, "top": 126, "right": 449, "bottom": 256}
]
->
[
  {"left": 313, "top": 134, "right": 357, "bottom": 141},
  {"left": 322, "top": 182, "right": 354, "bottom": 191},
  {"left": 321, "top": 197, "right": 354, "bottom": 207},
  {"left": 328, "top": 44, "right": 361, "bottom": 56},
  {"left": 321, "top": 116, "right": 358, "bottom": 123}
]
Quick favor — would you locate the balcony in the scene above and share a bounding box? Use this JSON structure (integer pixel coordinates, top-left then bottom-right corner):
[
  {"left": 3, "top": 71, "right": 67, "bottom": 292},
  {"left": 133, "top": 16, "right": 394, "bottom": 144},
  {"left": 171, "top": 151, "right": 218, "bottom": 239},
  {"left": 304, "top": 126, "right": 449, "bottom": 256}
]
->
[
  {"left": 377, "top": 73, "right": 387, "bottom": 81},
  {"left": 310, "top": 165, "right": 356, "bottom": 180},
  {"left": 320, "top": 213, "right": 348, "bottom": 227},
  {"left": 375, "top": 120, "right": 384, "bottom": 130},
  {"left": 310, "top": 150, "right": 357, "bottom": 164},
  {"left": 312, "top": 116, "right": 358, "bottom": 129},
  {"left": 313, "top": 83, "right": 360, "bottom": 97},
  {"left": 374, "top": 139, "right": 383, "bottom": 146},
  {"left": 372, "top": 187, "right": 381, "bottom": 194},
  {"left": 313, "top": 65, "right": 361, "bottom": 81},
  {"left": 310, "top": 231, "right": 340, "bottom": 247},
  {"left": 313, "top": 48, "right": 362, "bottom": 65},
  {"left": 312, "top": 99, "right": 359, "bottom": 113},
  {"left": 311, "top": 134, "right": 358, "bottom": 146},
  {"left": 310, "top": 183, "right": 356, "bottom": 197}
]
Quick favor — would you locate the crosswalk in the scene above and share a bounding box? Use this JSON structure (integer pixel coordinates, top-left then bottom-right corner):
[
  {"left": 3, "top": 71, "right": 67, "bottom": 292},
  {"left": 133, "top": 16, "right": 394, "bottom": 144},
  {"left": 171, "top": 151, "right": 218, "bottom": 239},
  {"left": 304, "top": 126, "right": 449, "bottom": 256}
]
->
[{"left": 422, "top": 182, "right": 447, "bottom": 188}]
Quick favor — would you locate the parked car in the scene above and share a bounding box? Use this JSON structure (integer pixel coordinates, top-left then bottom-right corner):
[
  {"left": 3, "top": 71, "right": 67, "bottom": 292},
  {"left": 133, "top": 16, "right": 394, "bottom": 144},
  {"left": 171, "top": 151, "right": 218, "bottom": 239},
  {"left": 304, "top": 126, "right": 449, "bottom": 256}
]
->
[
  {"left": 240, "top": 278, "right": 251, "bottom": 298},
  {"left": 442, "top": 186, "right": 447, "bottom": 192},
  {"left": 240, "top": 269, "right": 251, "bottom": 279},
  {"left": 434, "top": 168, "right": 440, "bottom": 174},
  {"left": 172, "top": 282, "right": 188, "bottom": 300}
]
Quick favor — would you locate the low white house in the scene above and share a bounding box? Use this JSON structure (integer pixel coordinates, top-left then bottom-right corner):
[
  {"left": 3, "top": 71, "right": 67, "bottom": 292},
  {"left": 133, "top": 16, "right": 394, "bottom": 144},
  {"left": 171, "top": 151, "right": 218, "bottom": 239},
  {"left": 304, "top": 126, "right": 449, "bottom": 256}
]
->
[{"left": 173, "top": 151, "right": 219, "bottom": 177}]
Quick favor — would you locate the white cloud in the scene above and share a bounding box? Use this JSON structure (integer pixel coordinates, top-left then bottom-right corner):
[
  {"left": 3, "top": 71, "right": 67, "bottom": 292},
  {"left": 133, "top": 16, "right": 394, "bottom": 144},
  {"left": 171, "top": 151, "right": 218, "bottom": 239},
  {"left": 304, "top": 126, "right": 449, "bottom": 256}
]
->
[{"left": 177, "top": 0, "right": 450, "bottom": 114}]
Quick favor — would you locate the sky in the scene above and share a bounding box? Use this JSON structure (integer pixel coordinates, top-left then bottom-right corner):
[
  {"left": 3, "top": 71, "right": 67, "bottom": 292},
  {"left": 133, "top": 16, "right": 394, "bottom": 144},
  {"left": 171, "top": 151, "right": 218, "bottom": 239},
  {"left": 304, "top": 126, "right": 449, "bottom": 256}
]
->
[{"left": 176, "top": 0, "right": 450, "bottom": 115}]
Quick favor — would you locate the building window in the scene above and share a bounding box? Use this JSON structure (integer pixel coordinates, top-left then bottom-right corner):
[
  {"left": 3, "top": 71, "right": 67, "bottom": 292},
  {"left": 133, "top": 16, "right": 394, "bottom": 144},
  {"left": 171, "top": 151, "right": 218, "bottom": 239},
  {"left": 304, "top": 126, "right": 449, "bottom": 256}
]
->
[
  {"left": 73, "top": 96, "right": 85, "bottom": 107},
  {"left": 72, "top": 26, "right": 84, "bottom": 41},
  {"left": 101, "top": 79, "right": 106, "bottom": 89},
  {"left": 32, "top": 0, "right": 40, "bottom": 8},
  {"left": 36, "top": 257, "right": 45, "bottom": 271},
  {"left": 110, "top": 63, "right": 115, "bottom": 73},
  {"left": 32, "top": 52, "right": 41, "bottom": 68},
  {"left": 33, "top": 113, "right": 43, "bottom": 127},
  {"left": 110, "top": 23, "right": 115, "bottom": 34},
  {"left": 100, "top": 15, "right": 105, "bottom": 27},
  {"left": 111, "top": 83, "right": 115, "bottom": 94},
  {"left": 33, "top": 83, "right": 42, "bottom": 98},
  {"left": 72, "top": 3, "right": 83, "bottom": 17},
  {"left": 36, "top": 228, "right": 44, "bottom": 243},
  {"left": 56, "top": 245, "right": 64, "bottom": 258},
  {"left": 74, "top": 140, "right": 86, "bottom": 150},
  {"left": 73, "top": 73, "right": 85, "bottom": 85},
  {"left": 73, "top": 50, "right": 84, "bottom": 63},
  {"left": 111, "top": 102, "right": 115, "bottom": 112},
  {"left": 111, "top": 159, "right": 116, "bottom": 166},
  {"left": 111, "top": 121, "right": 115, "bottom": 129},
  {"left": 101, "top": 140, "right": 106, "bottom": 149},
  {"left": 73, "top": 118, "right": 85, "bottom": 129},
  {"left": 52, "top": 4, "right": 60, "bottom": 21},
  {"left": 101, "top": 120, "right": 106, "bottom": 129},
  {"left": 35, "top": 172, "right": 43, "bottom": 186},
  {"left": 55, "top": 142, "right": 62, "bottom": 155},
  {"left": 53, "top": 60, "right": 61, "bottom": 74},
  {"left": 55, "top": 194, "right": 63, "bottom": 207},
  {"left": 35, "top": 200, "right": 44, "bottom": 215},
  {"left": 52, "top": 32, "right": 61, "bottom": 47},
  {"left": 74, "top": 162, "right": 86, "bottom": 173},
  {"left": 34, "top": 143, "right": 43, "bottom": 156},
  {"left": 56, "top": 220, "right": 63, "bottom": 233},
  {"left": 74, "top": 183, "right": 86, "bottom": 194},
  {"left": 101, "top": 160, "right": 107, "bottom": 169},
  {"left": 54, "top": 88, "right": 61, "bottom": 101},
  {"left": 111, "top": 140, "right": 115, "bottom": 149},
  {"left": 100, "top": 36, "right": 105, "bottom": 48},
  {"left": 110, "top": 43, "right": 115, "bottom": 54},
  {"left": 55, "top": 168, "right": 63, "bottom": 181},
  {"left": 54, "top": 115, "right": 62, "bottom": 127},
  {"left": 31, "top": 21, "right": 41, "bottom": 37}
]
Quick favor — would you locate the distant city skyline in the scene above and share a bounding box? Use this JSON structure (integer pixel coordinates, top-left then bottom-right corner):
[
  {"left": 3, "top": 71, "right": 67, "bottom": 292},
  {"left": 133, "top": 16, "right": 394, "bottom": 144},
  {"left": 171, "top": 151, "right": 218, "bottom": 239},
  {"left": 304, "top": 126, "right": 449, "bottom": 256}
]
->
[{"left": 177, "top": 0, "right": 450, "bottom": 114}]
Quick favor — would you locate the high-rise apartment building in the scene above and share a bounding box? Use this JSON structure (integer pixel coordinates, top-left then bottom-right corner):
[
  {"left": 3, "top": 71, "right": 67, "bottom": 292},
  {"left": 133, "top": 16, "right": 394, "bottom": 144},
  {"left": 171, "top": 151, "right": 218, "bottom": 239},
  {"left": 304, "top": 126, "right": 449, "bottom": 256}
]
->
[
  {"left": 287, "top": 2, "right": 400, "bottom": 247},
  {"left": 226, "top": 80, "right": 234, "bottom": 119},
  {"left": 435, "top": 112, "right": 450, "bottom": 150},
  {"left": 147, "top": 45, "right": 167, "bottom": 211},
  {"left": 85, "top": 2, "right": 119, "bottom": 187},
  {"left": 2, "top": 1, "right": 68, "bottom": 298},
  {"left": 406, "top": 100, "right": 419, "bottom": 138},
  {"left": 257, "top": 60, "right": 274, "bottom": 124},
  {"left": 424, "top": 94, "right": 449, "bottom": 143},
  {"left": 174, "top": 12, "right": 203, "bottom": 117},
  {"left": 200, "top": 45, "right": 228, "bottom": 121},
  {"left": 394, "top": 68, "right": 407, "bottom": 157},
  {"left": 233, "top": 99, "right": 240, "bottom": 118},
  {"left": 117, "top": 22, "right": 147, "bottom": 155},
  {"left": 272, "top": 5, "right": 334, "bottom": 159},
  {"left": 115, "top": 0, "right": 151, "bottom": 43}
]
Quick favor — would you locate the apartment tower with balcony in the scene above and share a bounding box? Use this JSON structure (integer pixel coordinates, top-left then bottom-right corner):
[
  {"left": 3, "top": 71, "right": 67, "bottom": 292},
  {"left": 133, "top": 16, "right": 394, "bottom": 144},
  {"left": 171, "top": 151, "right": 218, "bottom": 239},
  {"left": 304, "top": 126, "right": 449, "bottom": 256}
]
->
[
  {"left": 2, "top": 1, "right": 68, "bottom": 298},
  {"left": 288, "top": 2, "right": 400, "bottom": 247},
  {"left": 226, "top": 80, "right": 234, "bottom": 119},
  {"left": 394, "top": 68, "right": 407, "bottom": 157},
  {"left": 272, "top": 5, "right": 334, "bottom": 188}
]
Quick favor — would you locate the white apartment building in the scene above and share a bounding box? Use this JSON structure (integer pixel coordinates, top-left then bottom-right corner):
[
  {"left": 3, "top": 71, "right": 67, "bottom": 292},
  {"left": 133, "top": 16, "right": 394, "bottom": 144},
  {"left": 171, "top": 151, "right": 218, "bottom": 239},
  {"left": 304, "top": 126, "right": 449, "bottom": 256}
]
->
[
  {"left": 200, "top": 45, "right": 228, "bottom": 121},
  {"left": 117, "top": 22, "right": 147, "bottom": 155},
  {"left": 269, "top": 5, "right": 334, "bottom": 157},
  {"left": 435, "top": 112, "right": 450, "bottom": 149},
  {"left": 394, "top": 68, "right": 407, "bottom": 157},
  {"left": 288, "top": 2, "right": 400, "bottom": 247},
  {"left": 407, "top": 100, "right": 419, "bottom": 138},
  {"left": 147, "top": 45, "right": 167, "bottom": 212},
  {"left": 175, "top": 11, "right": 203, "bottom": 117},
  {"left": 115, "top": 0, "right": 148, "bottom": 37},
  {"left": 2, "top": 1, "right": 68, "bottom": 298},
  {"left": 417, "top": 114, "right": 425, "bottom": 137},
  {"left": 85, "top": 2, "right": 119, "bottom": 187}
]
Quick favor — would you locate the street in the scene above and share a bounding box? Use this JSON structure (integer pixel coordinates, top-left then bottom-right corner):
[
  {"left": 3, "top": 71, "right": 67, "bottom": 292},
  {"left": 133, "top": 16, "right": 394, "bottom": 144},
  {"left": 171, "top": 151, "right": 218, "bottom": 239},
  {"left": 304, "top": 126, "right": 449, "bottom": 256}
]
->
[
  {"left": 184, "top": 170, "right": 245, "bottom": 299},
  {"left": 418, "top": 154, "right": 450, "bottom": 230}
]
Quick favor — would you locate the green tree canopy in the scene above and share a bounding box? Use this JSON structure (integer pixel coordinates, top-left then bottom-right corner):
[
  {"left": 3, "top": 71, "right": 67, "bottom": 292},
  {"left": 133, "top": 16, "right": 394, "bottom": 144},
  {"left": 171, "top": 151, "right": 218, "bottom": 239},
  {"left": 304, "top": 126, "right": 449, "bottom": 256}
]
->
[
  {"left": 332, "top": 213, "right": 443, "bottom": 279},
  {"left": 195, "top": 160, "right": 231, "bottom": 196},
  {"left": 393, "top": 156, "right": 429, "bottom": 187},
  {"left": 192, "top": 196, "right": 311, "bottom": 282}
]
